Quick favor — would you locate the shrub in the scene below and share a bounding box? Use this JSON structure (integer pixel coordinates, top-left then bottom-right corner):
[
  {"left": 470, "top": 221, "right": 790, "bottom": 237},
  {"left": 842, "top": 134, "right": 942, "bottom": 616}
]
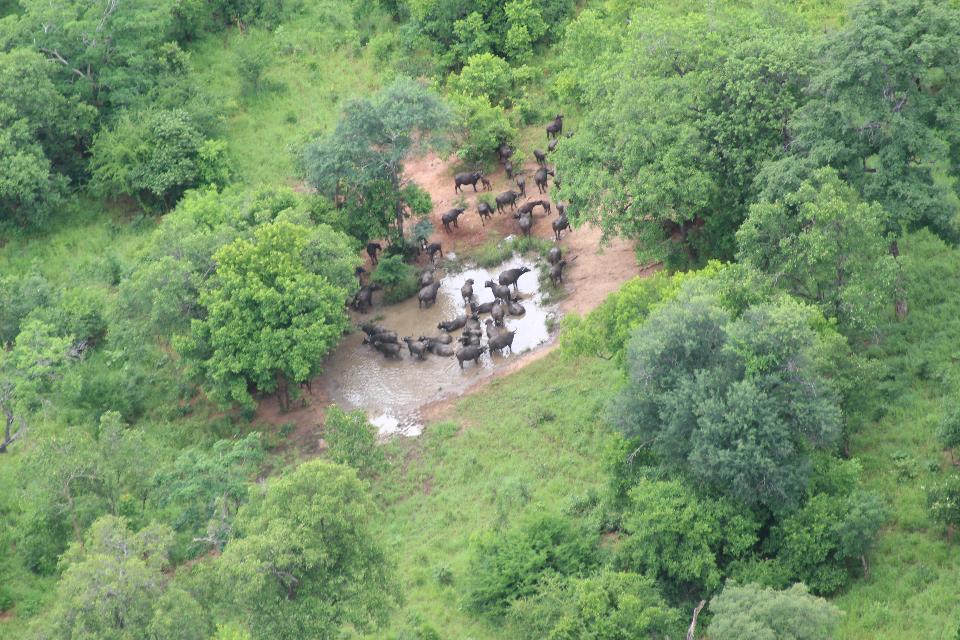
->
[
  {"left": 371, "top": 255, "right": 419, "bottom": 303},
  {"left": 465, "top": 513, "right": 599, "bottom": 615},
  {"left": 449, "top": 92, "right": 517, "bottom": 167},
  {"left": 938, "top": 400, "right": 960, "bottom": 450},
  {"left": 324, "top": 406, "right": 386, "bottom": 479},
  {"left": 709, "top": 582, "right": 842, "bottom": 640},
  {"left": 448, "top": 53, "right": 514, "bottom": 105}
]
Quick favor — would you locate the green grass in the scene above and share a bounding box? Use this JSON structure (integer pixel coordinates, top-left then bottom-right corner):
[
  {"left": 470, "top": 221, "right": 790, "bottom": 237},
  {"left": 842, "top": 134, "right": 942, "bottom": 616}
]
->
[
  {"left": 369, "top": 355, "right": 622, "bottom": 638},
  {"left": 834, "top": 230, "right": 960, "bottom": 639},
  {"left": 189, "top": 4, "right": 384, "bottom": 185}
]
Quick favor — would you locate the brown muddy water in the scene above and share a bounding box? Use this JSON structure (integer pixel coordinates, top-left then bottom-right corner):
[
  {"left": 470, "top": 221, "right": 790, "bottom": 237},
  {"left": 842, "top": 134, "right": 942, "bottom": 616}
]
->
[{"left": 318, "top": 255, "right": 558, "bottom": 436}]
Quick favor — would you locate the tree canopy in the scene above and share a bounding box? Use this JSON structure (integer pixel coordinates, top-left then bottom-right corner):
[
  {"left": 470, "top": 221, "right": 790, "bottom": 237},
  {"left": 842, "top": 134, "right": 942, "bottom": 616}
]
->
[{"left": 302, "top": 76, "right": 449, "bottom": 240}]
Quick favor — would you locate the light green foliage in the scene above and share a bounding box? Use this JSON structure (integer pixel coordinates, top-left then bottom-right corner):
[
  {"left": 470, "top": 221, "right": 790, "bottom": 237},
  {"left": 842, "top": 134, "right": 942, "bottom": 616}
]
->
[
  {"left": 234, "top": 34, "right": 274, "bottom": 95},
  {"left": 89, "top": 109, "right": 230, "bottom": 211},
  {"left": 560, "top": 273, "right": 671, "bottom": 363},
  {"left": 371, "top": 254, "right": 419, "bottom": 303},
  {"left": 709, "top": 581, "right": 842, "bottom": 640},
  {"left": 615, "top": 479, "right": 758, "bottom": 597},
  {"left": 302, "top": 76, "right": 450, "bottom": 239},
  {"left": 448, "top": 92, "right": 516, "bottom": 167},
  {"left": 178, "top": 220, "right": 352, "bottom": 411},
  {"left": 214, "top": 460, "right": 395, "bottom": 639},
  {"left": 466, "top": 513, "right": 599, "bottom": 615},
  {"left": 771, "top": 491, "right": 887, "bottom": 595},
  {"left": 757, "top": 0, "right": 960, "bottom": 240},
  {"left": 0, "top": 320, "right": 71, "bottom": 454},
  {"left": 152, "top": 433, "right": 263, "bottom": 557},
  {"left": 926, "top": 474, "right": 960, "bottom": 539},
  {"left": 31, "top": 515, "right": 208, "bottom": 640},
  {"left": 554, "top": 7, "right": 812, "bottom": 266},
  {"left": 510, "top": 570, "right": 683, "bottom": 640},
  {"left": 447, "top": 53, "right": 514, "bottom": 105},
  {"left": 323, "top": 406, "right": 386, "bottom": 478},
  {"left": 611, "top": 291, "right": 842, "bottom": 511},
  {"left": 739, "top": 167, "right": 895, "bottom": 335}
]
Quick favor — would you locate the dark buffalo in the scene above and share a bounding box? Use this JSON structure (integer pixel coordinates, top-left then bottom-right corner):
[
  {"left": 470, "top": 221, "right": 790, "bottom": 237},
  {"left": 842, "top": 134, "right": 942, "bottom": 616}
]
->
[
  {"left": 418, "top": 281, "right": 442, "bottom": 308},
  {"left": 454, "top": 171, "right": 490, "bottom": 193},
  {"left": 499, "top": 266, "right": 531, "bottom": 290},
  {"left": 456, "top": 344, "right": 488, "bottom": 368},
  {"left": 477, "top": 201, "right": 494, "bottom": 225},
  {"left": 366, "top": 242, "right": 382, "bottom": 265},
  {"left": 546, "top": 114, "right": 563, "bottom": 139},
  {"left": 441, "top": 207, "right": 465, "bottom": 232},
  {"left": 534, "top": 167, "right": 554, "bottom": 194},
  {"left": 495, "top": 190, "right": 521, "bottom": 214}
]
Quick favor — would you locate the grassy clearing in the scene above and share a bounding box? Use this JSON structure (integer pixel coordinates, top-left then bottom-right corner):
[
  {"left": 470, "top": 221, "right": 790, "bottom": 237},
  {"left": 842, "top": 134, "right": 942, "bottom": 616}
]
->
[
  {"left": 369, "top": 355, "right": 622, "bottom": 638},
  {"left": 190, "top": 5, "right": 384, "bottom": 186}
]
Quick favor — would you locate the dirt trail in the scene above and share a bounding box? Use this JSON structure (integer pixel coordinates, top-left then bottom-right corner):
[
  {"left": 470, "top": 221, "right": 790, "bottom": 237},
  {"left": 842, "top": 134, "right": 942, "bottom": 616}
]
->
[{"left": 254, "top": 153, "right": 654, "bottom": 440}]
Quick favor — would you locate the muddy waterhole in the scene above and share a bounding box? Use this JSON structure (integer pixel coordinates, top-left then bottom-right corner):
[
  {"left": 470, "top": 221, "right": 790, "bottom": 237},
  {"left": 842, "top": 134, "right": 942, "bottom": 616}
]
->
[{"left": 319, "top": 255, "right": 558, "bottom": 435}]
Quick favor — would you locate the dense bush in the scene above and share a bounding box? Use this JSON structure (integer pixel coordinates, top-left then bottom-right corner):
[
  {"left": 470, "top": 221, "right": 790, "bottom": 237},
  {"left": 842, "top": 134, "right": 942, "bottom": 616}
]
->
[
  {"left": 371, "top": 254, "right": 420, "bottom": 303},
  {"left": 324, "top": 406, "right": 386, "bottom": 478},
  {"left": 466, "top": 513, "right": 599, "bottom": 615},
  {"left": 708, "top": 582, "right": 842, "bottom": 640}
]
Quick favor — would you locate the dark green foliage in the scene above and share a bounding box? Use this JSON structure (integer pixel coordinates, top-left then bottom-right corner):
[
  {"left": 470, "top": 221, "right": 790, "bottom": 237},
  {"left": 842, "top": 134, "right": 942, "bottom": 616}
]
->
[
  {"left": 371, "top": 255, "right": 419, "bottom": 303},
  {"left": 152, "top": 433, "right": 263, "bottom": 558},
  {"left": 611, "top": 289, "right": 843, "bottom": 512},
  {"left": 554, "top": 8, "right": 813, "bottom": 266},
  {"left": 404, "top": 0, "right": 574, "bottom": 70},
  {"left": 0, "top": 272, "right": 52, "bottom": 345},
  {"left": 938, "top": 401, "right": 960, "bottom": 450},
  {"left": 324, "top": 406, "right": 386, "bottom": 478},
  {"left": 756, "top": 0, "right": 960, "bottom": 242},
  {"left": 738, "top": 167, "right": 895, "bottom": 335},
  {"left": 466, "top": 513, "right": 599, "bottom": 615},
  {"left": 708, "top": 581, "right": 842, "bottom": 640},
  {"left": 510, "top": 570, "right": 683, "bottom": 639},
  {"left": 301, "top": 76, "right": 450, "bottom": 240}
]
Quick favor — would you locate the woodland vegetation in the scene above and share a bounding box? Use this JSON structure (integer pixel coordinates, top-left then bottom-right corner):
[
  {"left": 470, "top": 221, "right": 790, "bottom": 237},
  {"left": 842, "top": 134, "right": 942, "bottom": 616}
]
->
[{"left": 2, "top": 0, "right": 960, "bottom": 638}]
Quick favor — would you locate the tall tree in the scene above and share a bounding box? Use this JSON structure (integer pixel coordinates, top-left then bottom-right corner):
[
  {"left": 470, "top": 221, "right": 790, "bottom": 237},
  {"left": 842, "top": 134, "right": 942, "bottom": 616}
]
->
[
  {"left": 177, "top": 220, "right": 356, "bottom": 411},
  {"left": 214, "top": 460, "right": 396, "bottom": 640},
  {"left": 0, "top": 320, "right": 71, "bottom": 453},
  {"left": 553, "top": 8, "right": 812, "bottom": 266},
  {"left": 610, "top": 294, "right": 842, "bottom": 512},
  {"left": 738, "top": 167, "right": 896, "bottom": 335},
  {"left": 756, "top": 0, "right": 960, "bottom": 316},
  {"left": 301, "top": 76, "right": 449, "bottom": 240}
]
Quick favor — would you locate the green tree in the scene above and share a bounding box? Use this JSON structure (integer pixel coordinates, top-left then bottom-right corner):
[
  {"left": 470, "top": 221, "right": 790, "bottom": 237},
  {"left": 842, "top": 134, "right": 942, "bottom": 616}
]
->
[
  {"left": 771, "top": 491, "right": 887, "bottom": 595},
  {"left": 615, "top": 479, "right": 758, "bottom": 598},
  {"left": 553, "top": 9, "right": 812, "bottom": 266},
  {"left": 15, "top": 0, "right": 175, "bottom": 109},
  {"left": 708, "top": 581, "right": 842, "bottom": 640},
  {"left": 448, "top": 92, "right": 516, "bottom": 166},
  {"left": 0, "top": 320, "right": 71, "bottom": 453},
  {"left": 756, "top": 0, "right": 960, "bottom": 317},
  {"left": 32, "top": 515, "right": 209, "bottom": 640},
  {"left": 610, "top": 293, "right": 843, "bottom": 511},
  {"left": 214, "top": 460, "right": 395, "bottom": 639},
  {"left": 926, "top": 474, "right": 960, "bottom": 541},
  {"left": 178, "top": 220, "right": 354, "bottom": 411},
  {"left": 738, "top": 168, "right": 895, "bottom": 335},
  {"left": 301, "top": 76, "right": 450, "bottom": 239},
  {"left": 447, "top": 52, "right": 513, "bottom": 105},
  {"left": 152, "top": 433, "right": 263, "bottom": 555},
  {"left": 511, "top": 570, "right": 683, "bottom": 640}
]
